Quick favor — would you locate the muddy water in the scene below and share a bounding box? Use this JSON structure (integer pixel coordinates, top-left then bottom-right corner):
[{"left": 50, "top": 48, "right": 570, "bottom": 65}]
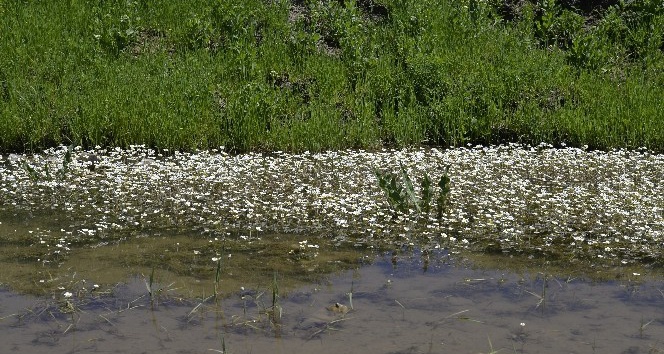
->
[{"left": 1, "top": 253, "right": 662, "bottom": 354}]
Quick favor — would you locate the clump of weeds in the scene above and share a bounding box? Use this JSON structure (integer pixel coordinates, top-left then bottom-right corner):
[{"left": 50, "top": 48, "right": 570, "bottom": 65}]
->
[
  {"left": 375, "top": 163, "right": 451, "bottom": 218},
  {"left": 21, "top": 145, "right": 72, "bottom": 182},
  {"left": 144, "top": 267, "right": 176, "bottom": 309},
  {"left": 268, "top": 271, "right": 283, "bottom": 325}
]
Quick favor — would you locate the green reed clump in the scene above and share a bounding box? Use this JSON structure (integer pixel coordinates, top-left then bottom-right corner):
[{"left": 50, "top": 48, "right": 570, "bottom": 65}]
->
[
  {"left": 21, "top": 145, "right": 72, "bottom": 181},
  {"left": 435, "top": 166, "right": 451, "bottom": 219},
  {"left": 375, "top": 164, "right": 451, "bottom": 217}
]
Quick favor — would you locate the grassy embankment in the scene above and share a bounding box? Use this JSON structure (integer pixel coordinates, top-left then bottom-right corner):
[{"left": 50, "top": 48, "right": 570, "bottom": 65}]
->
[{"left": 1, "top": 0, "right": 663, "bottom": 153}]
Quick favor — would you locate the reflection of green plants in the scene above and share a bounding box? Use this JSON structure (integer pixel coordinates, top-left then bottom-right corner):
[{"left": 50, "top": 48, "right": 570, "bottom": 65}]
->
[
  {"left": 230, "top": 279, "right": 287, "bottom": 335},
  {"left": 525, "top": 272, "right": 550, "bottom": 313},
  {"left": 144, "top": 267, "right": 178, "bottom": 309},
  {"left": 307, "top": 316, "right": 352, "bottom": 339},
  {"left": 209, "top": 334, "right": 227, "bottom": 354},
  {"left": 481, "top": 336, "right": 503, "bottom": 354},
  {"left": 214, "top": 257, "right": 223, "bottom": 300},
  {"left": 271, "top": 271, "right": 282, "bottom": 323},
  {"left": 375, "top": 164, "right": 451, "bottom": 217},
  {"left": 145, "top": 266, "right": 156, "bottom": 304}
]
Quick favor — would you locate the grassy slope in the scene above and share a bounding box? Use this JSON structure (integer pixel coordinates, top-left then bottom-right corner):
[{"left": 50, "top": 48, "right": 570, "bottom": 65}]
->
[{"left": 0, "top": 0, "right": 663, "bottom": 153}]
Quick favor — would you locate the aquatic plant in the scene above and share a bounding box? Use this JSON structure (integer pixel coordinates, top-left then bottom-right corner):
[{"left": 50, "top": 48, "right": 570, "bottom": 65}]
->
[
  {"left": 375, "top": 163, "right": 451, "bottom": 217},
  {"left": 208, "top": 334, "right": 227, "bottom": 354},
  {"left": 271, "top": 271, "right": 282, "bottom": 323},
  {"left": 145, "top": 266, "right": 157, "bottom": 306},
  {"left": 639, "top": 317, "right": 654, "bottom": 339},
  {"left": 435, "top": 166, "right": 451, "bottom": 219},
  {"left": 214, "top": 256, "right": 223, "bottom": 300},
  {"left": 20, "top": 145, "right": 72, "bottom": 182},
  {"left": 0, "top": 144, "right": 662, "bottom": 295}
]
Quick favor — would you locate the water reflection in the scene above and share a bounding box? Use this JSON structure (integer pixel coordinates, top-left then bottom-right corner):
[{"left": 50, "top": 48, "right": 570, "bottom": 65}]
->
[{"left": 1, "top": 252, "right": 662, "bottom": 354}]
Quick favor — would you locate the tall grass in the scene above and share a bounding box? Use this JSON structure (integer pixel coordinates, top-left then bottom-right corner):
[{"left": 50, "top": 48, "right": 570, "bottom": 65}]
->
[{"left": 1, "top": 0, "right": 662, "bottom": 153}]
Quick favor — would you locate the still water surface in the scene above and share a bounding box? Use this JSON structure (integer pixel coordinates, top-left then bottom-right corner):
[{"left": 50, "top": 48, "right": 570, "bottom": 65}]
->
[{"left": 1, "top": 251, "right": 662, "bottom": 354}]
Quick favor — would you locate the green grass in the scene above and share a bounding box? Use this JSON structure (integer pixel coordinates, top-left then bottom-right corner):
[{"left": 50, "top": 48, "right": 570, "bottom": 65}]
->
[{"left": 1, "top": 0, "right": 663, "bottom": 153}]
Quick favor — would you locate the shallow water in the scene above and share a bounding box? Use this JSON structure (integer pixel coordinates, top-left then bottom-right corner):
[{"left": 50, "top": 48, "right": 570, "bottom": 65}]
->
[
  {"left": 1, "top": 146, "right": 663, "bottom": 353},
  {"left": 1, "top": 252, "right": 662, "bottom": 354}
]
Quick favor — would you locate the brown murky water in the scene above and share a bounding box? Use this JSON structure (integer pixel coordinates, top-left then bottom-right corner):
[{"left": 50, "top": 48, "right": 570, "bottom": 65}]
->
[{"left": 1, "top": 252, "right": 662, "bottom": 354}]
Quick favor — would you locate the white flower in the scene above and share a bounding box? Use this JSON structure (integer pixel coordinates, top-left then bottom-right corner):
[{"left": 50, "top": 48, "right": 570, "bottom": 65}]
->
[{"left": 63, "top": 291, "right": 73, "bottom": 298}]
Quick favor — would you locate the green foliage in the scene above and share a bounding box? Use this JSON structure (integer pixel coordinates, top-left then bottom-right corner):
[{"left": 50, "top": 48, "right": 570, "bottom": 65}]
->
[
  {"left": 21, "top": 146, "right": 73, "bottom": 182},
  {"left": 0, "top": 0, "right": 663, "bottom": 153},
  {"left": 183, "top": 14, "right": 216, "bottom": 51},
  {"left": 214, "top": 256, "right": 222, "bottom": 298},
  {"left": 419, "top": 171, "right": 433, "bottom": 213},
  {"left": 436, "top": 166, "right": 451, "bottom": 219},
  {"left": 469, "top": 0, "right": 480, "bottom": 24},
  {"left": 533, "top": 0, "right": 584, "bottom": 49},
  {"left": 270, "top": 271, "right": 282, "bottom": 322},
  {"left": 375, "top": 164, "right": 451, "bottom": 217},
  {"left": 148, "top": 266, "right": 155, "bottom": 298},
  {"left": 0, "top": 69, "right": 10, "bottom": 102},
  {"left": 91, "top": 3, "right": 142, "bottom": 56}
]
